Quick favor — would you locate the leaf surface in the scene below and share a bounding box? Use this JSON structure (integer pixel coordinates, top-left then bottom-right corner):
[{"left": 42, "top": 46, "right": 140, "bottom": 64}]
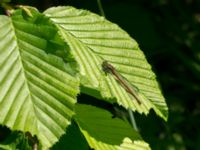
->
[
  {"left": 0, "top": 9, "right": 79, "bottom": 149},
  {"left": 75, "top": 104, "right": 151, "bottom": 150},
  {"left": 44, "top": 6, "right": 168, "bottom": 120}
]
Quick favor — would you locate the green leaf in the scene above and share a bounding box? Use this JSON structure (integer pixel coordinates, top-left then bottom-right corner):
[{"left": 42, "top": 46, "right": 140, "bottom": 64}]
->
[
  {"left": 0, "top": 144, "right": 15, "bottom": 150},
  {"left": 44, "top": 6, "right": 168, "bottom": 120},
  {"left": 75, "top": 104, "right": 151, "bottom": 150},
  {"left": 0, "top": 9, "right": 79, "bottom": 149},
  {"left": 119, "top": 138, "right": 151, "bottom": 150},
  {"left": 0, "top": 131, "right": 31, "bottom": 150}
]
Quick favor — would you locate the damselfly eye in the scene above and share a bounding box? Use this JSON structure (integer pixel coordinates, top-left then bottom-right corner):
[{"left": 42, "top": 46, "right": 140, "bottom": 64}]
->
[{"left": 102, "top": 61, "right": 111, "bottom": 73}]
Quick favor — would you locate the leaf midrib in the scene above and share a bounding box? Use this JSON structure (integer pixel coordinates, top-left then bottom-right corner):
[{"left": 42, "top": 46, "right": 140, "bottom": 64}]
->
[{"left": 10, "top": 17, "right": 40, "bottom": 132}]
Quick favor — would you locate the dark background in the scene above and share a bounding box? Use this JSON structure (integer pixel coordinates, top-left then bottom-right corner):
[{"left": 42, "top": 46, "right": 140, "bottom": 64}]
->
[{"left": 1, "top": 0, "right": 200, "bottom": 149}]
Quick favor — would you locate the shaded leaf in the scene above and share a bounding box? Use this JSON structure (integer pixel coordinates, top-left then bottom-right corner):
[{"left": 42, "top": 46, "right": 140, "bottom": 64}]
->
[
  {"left": 52, "top": 121, "right": 89, "bottom": 150},
  {"left": 75, "top": 104, "right": 150, "bottom": 150},
  {"left": 0, "top": 131, "right": 31, "bottom": 150}
]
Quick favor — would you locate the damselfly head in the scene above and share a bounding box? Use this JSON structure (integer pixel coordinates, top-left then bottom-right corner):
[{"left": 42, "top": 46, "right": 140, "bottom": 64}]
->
[{"left": 102, "top": 61, "right": 114, "bottom": 73}]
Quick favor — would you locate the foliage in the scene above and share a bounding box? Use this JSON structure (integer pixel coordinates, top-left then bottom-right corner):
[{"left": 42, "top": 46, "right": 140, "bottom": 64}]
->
[
  {"left": 3, "top": 0, "right": 198, "bottom": 150},
  {"left": 0, "top": 8, "right": 79, "bottom": 149},
  {"left": 44, "top": 6, "right": 168, "bottom": 120},
  {"left": 97, "top": 1, "right": 199, "bottom": 150}
]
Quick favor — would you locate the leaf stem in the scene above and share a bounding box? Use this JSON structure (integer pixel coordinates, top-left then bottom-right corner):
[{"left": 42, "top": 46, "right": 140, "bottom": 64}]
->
[
  {"left": 1, "top": 2, "right": 14, "bottom": 16},
  {"left": 97, "top": 0, "right": 106, "bottom": 17},
  {"left": 33, "top": 143, "right": 38, "bottom": 150},
  {"left": 128, "top": 109, "right": 139, "bottom": 131},
  {"left": 25, "top": 132, "right": 39, "bottom": 150},
  {"left": 102, "top": 61, "right": 140, "bottom": 130},
  {"left": 98, "top": 3, "right": 139, "bottom": 131}
]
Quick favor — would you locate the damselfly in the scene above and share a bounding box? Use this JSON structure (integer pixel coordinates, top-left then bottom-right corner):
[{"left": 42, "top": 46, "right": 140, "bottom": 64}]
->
[{"left": 102, "top": 61, "right": 141, "bottom": 105}]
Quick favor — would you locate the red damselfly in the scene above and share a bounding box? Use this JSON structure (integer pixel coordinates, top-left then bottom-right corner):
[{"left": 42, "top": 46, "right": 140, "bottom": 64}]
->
[{"left": 102, "top": 61, "right": 141, "bottom": 105}]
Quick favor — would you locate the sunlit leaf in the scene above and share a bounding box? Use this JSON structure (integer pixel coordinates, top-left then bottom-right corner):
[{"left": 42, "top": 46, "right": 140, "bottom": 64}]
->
[
  {"left": 0, "top": 9, "right": 79, "bottom": 149},
  {"left": 44, "top": 6, "right": 168, "bottom": 120}
]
